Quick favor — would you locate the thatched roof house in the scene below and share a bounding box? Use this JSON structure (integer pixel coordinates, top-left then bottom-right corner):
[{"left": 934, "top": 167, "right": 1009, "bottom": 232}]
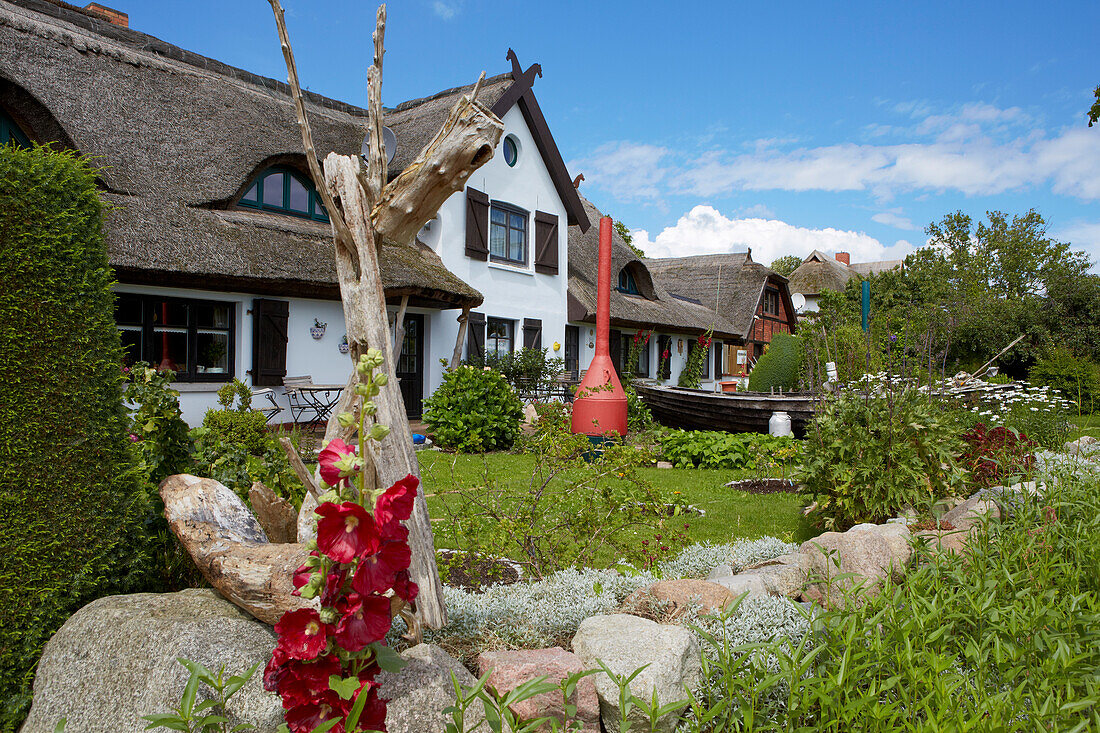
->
[
  {"left": 646, "top": 253, "right": 794, "bottom": 342},
  {"left": 786, "top": 249, "right": 903, "bottom": 313},
  {"left": 0, "top": 0, "right": 482, "bottom": 308}
]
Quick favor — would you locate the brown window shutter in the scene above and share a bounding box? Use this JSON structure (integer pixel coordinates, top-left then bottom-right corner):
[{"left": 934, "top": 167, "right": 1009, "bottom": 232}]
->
[
  {"left": 533, "top": 211, "right": 559, "bottom": 275},
  {"left": 522, "top": 318, "right": 542, "bottom": 350},
  {"left": 251, "top": 298, "right": 289, "bottom": 387},
  {"left": 467, "top": 311, "right": 486, "bottom": 362},
  {"left": 465, "top": 188, "right": 490, "bottom": 261},
  {"left": 610, "top": 330, "right": 622, "bottom": 377}
]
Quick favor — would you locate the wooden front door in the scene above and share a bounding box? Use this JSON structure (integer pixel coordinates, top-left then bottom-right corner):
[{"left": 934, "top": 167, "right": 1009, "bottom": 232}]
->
[{"left": 396, "top": 314, "right": 425, "bottom": 418}]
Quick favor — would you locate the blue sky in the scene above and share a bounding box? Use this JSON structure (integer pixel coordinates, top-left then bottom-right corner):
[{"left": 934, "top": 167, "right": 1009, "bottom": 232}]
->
[{"left": 124, "top": 0, "right": 1100, "bottom": 268}]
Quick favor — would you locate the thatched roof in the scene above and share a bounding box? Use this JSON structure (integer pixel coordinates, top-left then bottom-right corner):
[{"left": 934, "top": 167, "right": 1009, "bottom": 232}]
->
[
  {"left": 567, "top": 197, "right": 740, "bottom": 339},
  {"left": 786, "top": 250, "right": 855, "bottom": 296},
  {"left": 646, "top": 253, "right": 786, "bottom": 339},
  {"left": 786, "top": 250, "right": 903, "bottom": 296},
  {"left": 0, "top": 0, "right": 481, "bottom": 308},
  {"left": 386, "top": 74, "right": 513, "bottom": 178}
]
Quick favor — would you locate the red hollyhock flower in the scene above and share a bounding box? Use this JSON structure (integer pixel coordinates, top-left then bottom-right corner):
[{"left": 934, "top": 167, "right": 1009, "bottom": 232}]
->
[
  {"left": 275, "top": 608, "right": 329, "bottom": 661},
  {"left": 316, "top": 502, "right": 379, "bottom": 563},
  {"left": 320, "top": 568, "right": 348, "bottom": 608},
  {"left": 267, "top": 653, "right": 342, "bottom": 704},
  {"left": 352, "top": 683, "right": 388, "bottom": 733},
  {"left": 662, "top": 349, "right": 670, "bottom": 360},
  {"left": 392, "top": 569, "right": 419, "bottom": 603},
  {"left": 318, "top": 438, "right": 357, "bottom": 488},
  {"left": 375, "top": 474, "right": 418, "bottom": 527},
  {"left": 332, "top": 593, "right": 392, "bottom": 651},
  {"left": 352, "top": 541, "right": 412, "bottom": 597},
  {"left": 285, "top": 689, "right": 349, "bottom": 733}
]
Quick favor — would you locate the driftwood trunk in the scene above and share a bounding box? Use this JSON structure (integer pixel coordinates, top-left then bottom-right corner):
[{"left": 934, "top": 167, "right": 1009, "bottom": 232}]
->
[
  {"left": 274, "top": 2, "right": 503, "bottom": 630},
  {"left": 162, "top": 475, "right": 311, "bottom": 625},
  {"left": 163, "top": 4, "right": 501, "bottom": 632}
]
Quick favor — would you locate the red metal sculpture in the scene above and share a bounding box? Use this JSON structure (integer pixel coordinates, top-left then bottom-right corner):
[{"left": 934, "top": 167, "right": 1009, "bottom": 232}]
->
[{"left": 571, "top": 216, "right": 628, "bottom": 437}]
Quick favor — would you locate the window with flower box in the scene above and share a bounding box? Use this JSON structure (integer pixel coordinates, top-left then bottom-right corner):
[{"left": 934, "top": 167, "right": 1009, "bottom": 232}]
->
[{"left": 116, "top": 293, "right": 235, "bottom": 382}]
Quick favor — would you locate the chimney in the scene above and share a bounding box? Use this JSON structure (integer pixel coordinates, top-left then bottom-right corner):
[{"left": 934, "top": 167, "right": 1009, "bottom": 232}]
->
[
  {"left": 835, "top": 251, "right": 850, "bottom": 266},
  {"left": 85, "top": 3, "right": 129, "bottom": 27}
]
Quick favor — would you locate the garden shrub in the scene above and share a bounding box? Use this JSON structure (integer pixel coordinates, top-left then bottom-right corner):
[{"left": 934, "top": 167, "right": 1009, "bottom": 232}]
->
[
  {"left": 189, "top": 378, "right": 304, "bottom": 507},
  {"left": 424, "top": 365, "right": 524, "bottom": 452},
  {"left": 797, "top": 387, "right": 967, "bottom": 529},
  {"left": 1028, "top": 346, "right": 1100, "bottom": 415},
  {"left": 659, "top": 429, "right": 801, "bottom": 473},
  {"left": 748, "top": 332, "right": 803, "bottom": 392},
  {"left": 470, "top": 347, "right": 564, "bottom": 394},
  {"left": 960, "top": 423, "right": 1036, "bottom": 488},
  {"left": 124, "top": 363, "right": 192, "bottom": 484},
  {"left": 0, "top": 145, "right": 151, "bottom": 728}
]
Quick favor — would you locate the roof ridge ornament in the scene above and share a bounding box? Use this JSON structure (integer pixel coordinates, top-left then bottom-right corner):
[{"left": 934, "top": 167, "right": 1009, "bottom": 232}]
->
[{"left": 505, "top": 48, "right": 542, "bottom": 97}]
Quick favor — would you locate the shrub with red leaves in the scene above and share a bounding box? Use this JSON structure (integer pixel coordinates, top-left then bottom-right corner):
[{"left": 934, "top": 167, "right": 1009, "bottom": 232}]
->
[{"left": 961, "top": 422, "right": 1036, "bottom": 488}]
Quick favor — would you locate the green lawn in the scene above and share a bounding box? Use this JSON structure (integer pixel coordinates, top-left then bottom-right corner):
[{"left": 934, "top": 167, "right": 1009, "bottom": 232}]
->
[
  {"left": 416, "top": 450, "right": 813, "bottom": 570},
  {"left": 1069, "top": 413, "right": 1100, "bottom": 441}
]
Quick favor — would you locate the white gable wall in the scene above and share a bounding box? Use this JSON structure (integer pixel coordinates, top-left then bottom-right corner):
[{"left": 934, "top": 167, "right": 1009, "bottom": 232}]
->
[{"left": 421, "top": 104, "right": 571, "bottom": 396}]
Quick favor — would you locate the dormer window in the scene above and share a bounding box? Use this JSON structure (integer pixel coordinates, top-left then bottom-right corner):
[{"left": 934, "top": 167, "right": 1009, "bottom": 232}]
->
[
  {"left": 1, "top": 109, "right": 31, "bottom": 148},
  {"left": 238, "top": 167, "right": 329, "bottom": 222},
  {"left": 618, "top": 267, "right": 641, "bottom": 295}
]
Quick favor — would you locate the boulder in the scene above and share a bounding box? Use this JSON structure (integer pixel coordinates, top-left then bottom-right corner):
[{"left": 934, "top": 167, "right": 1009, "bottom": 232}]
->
[
  {"left": 477, "top": 647, "right": 599, "bottom": 732},
  {"left": 20, "top": 589, "right": 282, "bottom": 733},
  {"left": 378, "top": 643, "right": 485, "bottom": 733},
  {"left": 738, "top": 552, "right": 811, "bottom": 598},
  {"left": 571, "top": 614, "right": 699, "bottom": 733},
  {"left": 913, "top": 527, "right": 971, "bottom": 556},
  {"left": 800, "top": 522, "right": 912, "bottom": 608},
  {"left": 705, "top": 570, "right": 768, "bottom": 599},
  {"left": 625, "top": 579, "right": 736, "bottom": 617},
  {"left": 942, "top": 496, "right": 1001, "bottom": 530}
]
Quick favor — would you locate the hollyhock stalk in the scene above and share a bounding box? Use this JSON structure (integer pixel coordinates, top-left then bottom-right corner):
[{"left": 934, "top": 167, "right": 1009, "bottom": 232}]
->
[{"left": 266, "top": 349, "right": 416, "bottom": 733}]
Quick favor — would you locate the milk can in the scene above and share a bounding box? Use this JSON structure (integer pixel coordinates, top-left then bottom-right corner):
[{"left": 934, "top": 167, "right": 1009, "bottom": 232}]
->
[{"left": 769, "top": 411, "right": 792, "bottom": 437}]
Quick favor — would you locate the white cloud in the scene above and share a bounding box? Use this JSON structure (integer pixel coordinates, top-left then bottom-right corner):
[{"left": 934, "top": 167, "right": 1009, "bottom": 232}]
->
[
  {"left": 871, "top": 210, "right": 917, "bottom": 231},
  {"left": 575, "top": 103, "right": 1100, "bottom": 203},
  {"left": 568, "top": 142, "right": 670, "bottom": 203},
  {"left": 1053, "top": 220, "right": 1100, "bottom": 271},
  {"left": 431, "top": 1, "right": 457, "bottom": 19},
  {"left": 631, "top": 205, "right": 914, "bottom": 265}
]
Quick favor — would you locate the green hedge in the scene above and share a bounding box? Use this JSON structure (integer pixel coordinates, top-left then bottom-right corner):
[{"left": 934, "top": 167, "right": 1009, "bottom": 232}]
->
[
  {"left": 0, "top": 145, "right": 145, "bottom": 728},
  {"left": 748, "top": 332, "right": 803, "bottom": 392}
]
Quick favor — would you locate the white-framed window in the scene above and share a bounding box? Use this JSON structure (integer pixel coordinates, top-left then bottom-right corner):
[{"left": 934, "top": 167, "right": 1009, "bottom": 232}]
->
[
  {"left": 487, "top": 317, "right": 514, "bottom": 356},
  {"left": 490, "top": 202, "right": 527, "bottom": 265}
]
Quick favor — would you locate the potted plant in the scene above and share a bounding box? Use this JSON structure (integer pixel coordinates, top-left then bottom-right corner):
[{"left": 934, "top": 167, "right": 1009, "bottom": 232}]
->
[
  {"left": 310, "top": 318, "right": 327, "bottom": 340},
  {"left": 338, "top": 333, "right": 350, "bottom": 354}
]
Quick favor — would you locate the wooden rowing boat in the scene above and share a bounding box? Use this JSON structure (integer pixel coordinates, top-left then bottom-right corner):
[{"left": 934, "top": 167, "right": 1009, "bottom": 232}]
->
[{"left": 635, "top": 382, "right": 817, "bottom": 436}]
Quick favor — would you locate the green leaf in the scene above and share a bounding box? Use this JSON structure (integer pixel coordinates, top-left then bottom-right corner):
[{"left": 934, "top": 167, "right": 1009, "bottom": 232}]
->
[
  {"left": 370, "top": 642, "right": 409, "bottom": 673},
  {"left": 329, "top": 674, "right": 361, "bottom": 701}
]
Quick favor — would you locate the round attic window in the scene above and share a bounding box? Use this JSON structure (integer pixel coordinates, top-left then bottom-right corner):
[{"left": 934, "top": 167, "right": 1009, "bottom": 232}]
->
[{"left": 502, "top": 135, "right": 519, "bottom": 167}]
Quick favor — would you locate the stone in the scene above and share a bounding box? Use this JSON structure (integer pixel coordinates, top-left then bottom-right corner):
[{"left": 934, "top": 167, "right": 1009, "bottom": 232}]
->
[
  {"left": 913, "top": 527, "right": 971, "bottom": 556},
  {"left": 1064, "top": 437, "right": 1100, "bottom": 459},
  {"left": 523, "top": 402, "right": 540, "bottom": 426},
  {"left": 705, "top": 571, "right": 769, "bottom": 599},
  {"left": 800, "top": 522, "right": 912, "bottom": 608},
  {"left": 477, "top": 647, "right": 599, "bottom": 732},
  {"left": 626, "top": 579, "right": 736, "bottom": 618},
  {"left": 942, "top": 495, "right": 1001, "bottom": 530},
  {"left": 656, "top": 461, "right": 673, "bottom": 469},
  {"left": 378, "top": 643, "right": 485, "bottom": 733},
  {"left": 20, "top": 589, "right": 282, "bottom": 733},
  {"left": 739, "top": 552, "right": 811, "bottom": 598},
  {"left": 571, "top": 614, "right": 700, "bottom": 733}
]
